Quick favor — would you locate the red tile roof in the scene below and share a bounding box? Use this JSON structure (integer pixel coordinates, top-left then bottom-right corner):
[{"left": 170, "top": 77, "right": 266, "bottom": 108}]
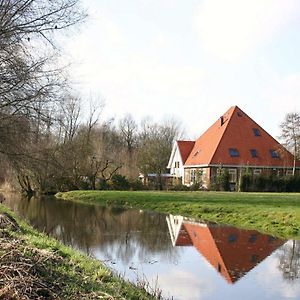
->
[
  {"left": 184, "top": 106, "right": 298, "bottom": 167},
  {"left": 177, "top": 141, "right": 195, "bottom": 164},
  {"left": 176, "top": 222, "right": 285, "bottom": 284}
]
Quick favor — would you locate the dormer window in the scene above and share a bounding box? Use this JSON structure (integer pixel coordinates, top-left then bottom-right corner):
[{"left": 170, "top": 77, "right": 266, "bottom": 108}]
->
[
  {"left": 270, "top": 150, "right": 280, "bottom": 158},
  {"left": 250, "top": 149, "right": 258, "bottom": 158},
  {"left": 253, "top": 128, "right": 261, "bottom": 136},
  {"left": 229, "top": 148, "right": 239, "bottom": 157}
]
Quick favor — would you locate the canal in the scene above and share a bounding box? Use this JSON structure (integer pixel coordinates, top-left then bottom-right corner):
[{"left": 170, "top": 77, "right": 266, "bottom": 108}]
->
[{"left": 4, "top": 193, "right": 300, "bottom": 300}]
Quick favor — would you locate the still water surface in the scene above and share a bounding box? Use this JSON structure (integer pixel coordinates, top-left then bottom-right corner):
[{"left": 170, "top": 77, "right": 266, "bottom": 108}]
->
[{"left": 4, "top": 194, "right": 300, "bottom": 300}]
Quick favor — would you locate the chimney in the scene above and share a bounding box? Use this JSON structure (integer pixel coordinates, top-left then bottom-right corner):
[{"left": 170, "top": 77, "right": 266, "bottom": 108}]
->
[{"left": 220, "top": 116, "right": 224, "bottom": 126}]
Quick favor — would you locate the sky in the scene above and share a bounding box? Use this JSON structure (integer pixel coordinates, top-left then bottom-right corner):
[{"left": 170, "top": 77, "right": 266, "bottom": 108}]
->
[{"left": 63, "top": 0, "right": 300, "bottom": 139}]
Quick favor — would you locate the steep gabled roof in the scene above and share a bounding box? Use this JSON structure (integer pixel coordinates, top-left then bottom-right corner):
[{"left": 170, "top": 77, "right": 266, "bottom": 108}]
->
[
  {"left": 177, "top": 141, "right": 195, "bottom": 164},
  {"left": 185, "top": 106, "right": 234, "bottom": 165},
  {"left": 167, "top": 140, "right": 195, "bottom": 168},
  {"left": 173, "top": 221, "right": 285, "bottom": 284},
  {"left": 185, "top": 106, "right": 298, "bottom": 167}
]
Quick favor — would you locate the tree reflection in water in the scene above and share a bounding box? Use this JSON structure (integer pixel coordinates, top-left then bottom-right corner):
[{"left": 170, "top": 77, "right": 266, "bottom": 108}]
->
[
  {"left": 5, "top": 193, "right": 300, "bottom": 300},
  {"left": 4, "top": 194, "right": 181, "bottom": 265},
  {"left": 277, "top": 240, "right": 300, "bottom": 281}
]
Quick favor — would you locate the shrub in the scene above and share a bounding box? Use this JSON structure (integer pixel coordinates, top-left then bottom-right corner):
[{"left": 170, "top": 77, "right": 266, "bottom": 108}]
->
[
  {"left": 170, "top": 183, "right": 190, "bottom": 191},
  {"left": 96, "top": 179, "right": 110, "bottom": 190},
  {"left": 110, "top": 174, "right": 130, "bottom": 190},
  {"left": 129, "top": 179, "right": 145, "bottom": 191},
  {"left": 240, "top": 173, "right": 252, "bottom": 192},
  {"left": 216, "top": 169, "right": 230, "bottom": 191},
  {"left": 189, "top": 182, "right": 201, "bottom": 191}
]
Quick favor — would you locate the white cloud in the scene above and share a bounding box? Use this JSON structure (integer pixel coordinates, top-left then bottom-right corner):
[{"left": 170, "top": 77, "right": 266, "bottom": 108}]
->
[
  {"left": 149, "top": 268, "right": 215, "bottom": 300},
  {"left": 195, "top": 0, "right": 300, "bottom": 62},
  {"left": 262, "top": 74, "right": 300, "bottom": 113},
  {"left": 254, "top": 72, "right": 300, "bottom": 137},
  {"left": 64, "top": 14, "right": 206, "bottom": 126}
]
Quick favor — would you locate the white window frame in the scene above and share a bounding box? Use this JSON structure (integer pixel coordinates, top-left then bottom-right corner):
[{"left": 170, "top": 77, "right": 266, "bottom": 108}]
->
[
  {"left": 191, "top": 169, "right": 196, "bottom": 183},
  {"left": 253, "top": 169, "right": 262, "bottom": 176},
  {"left": 228, "top": 169, "right": 237, "bottom": 183}
]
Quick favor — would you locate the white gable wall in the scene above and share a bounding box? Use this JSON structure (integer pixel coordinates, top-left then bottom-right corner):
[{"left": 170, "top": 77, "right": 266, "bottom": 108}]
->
[{"left": 167, "top": 142, "right": 185, "bottom": 183}]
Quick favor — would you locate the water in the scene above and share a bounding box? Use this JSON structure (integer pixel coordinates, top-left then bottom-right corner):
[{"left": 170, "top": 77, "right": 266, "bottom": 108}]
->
[{"left": 3, "top": 194, "right": 300, "bottom": 300}]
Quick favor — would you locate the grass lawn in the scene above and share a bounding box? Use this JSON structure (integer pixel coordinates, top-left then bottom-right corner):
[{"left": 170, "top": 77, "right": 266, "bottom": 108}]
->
[
  {"left": 0, "top": 204, "right": 156, "bottom": 300},
  {"left": 56, "top": 190, "right": 300, "bottom": 239}
]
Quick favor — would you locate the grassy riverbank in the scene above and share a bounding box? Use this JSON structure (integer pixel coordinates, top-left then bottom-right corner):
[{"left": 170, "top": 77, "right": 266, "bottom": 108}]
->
[
  {"left": 0, "top": 204, "right": 156, "bottom": 300},
  {"left": 56, "top": 190, "right": 300, "bottom": 239}
]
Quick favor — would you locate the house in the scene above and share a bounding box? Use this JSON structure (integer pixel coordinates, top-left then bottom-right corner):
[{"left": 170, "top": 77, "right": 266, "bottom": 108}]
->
[
  {"left": 166, "top": 215, "right": 285, "bottom": 284},
  {"left": 167, "top": 106, "right": 300, "bottom": 190}
]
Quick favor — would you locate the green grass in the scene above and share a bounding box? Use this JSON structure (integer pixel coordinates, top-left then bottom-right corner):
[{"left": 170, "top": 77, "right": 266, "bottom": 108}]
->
[
  {"left": 0, "top": 204, "right": 156, "bottom": 300},
  {"left": 56, "top": 190, "right": 300, "bottom": 239}
]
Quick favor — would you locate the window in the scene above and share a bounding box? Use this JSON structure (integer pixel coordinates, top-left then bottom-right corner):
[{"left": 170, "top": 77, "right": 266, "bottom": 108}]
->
[
  {"left": 184, "top": 169, "right": 190, "bottom": 184},
  {"left": 193, "top": 150, "right": 200, "bottom": 157},
  {"left": 270, "top": 149, "right": 280, "bottom": 158},
  {"left": 250, "top": 149, "right": 258, "bottom": 158},
  {"left": 253, "top": 128, "right": 261, "bottom": 136},
  {"left": 228, "top": 234, "right": 238, "bottom": 243},
  {"left": 229, "top": 169, "right": 237, "bottom": 182},
  {"left": 253, "top": 169, "right": 261, "bottom": 176},
  {"left": 251, "top": 255, "right": 258, "bottom": 263},
  {"left": 268, "top": 236, "right": 276, "bottom": 244},
  {"left": 286, "top": 170, "right": 293, "bottom": 176},
  {"left": 191, "top": 169, "right": 196, "bottom": 183},
  {"left": 174, "top": 161, "right": 180, "bottom": 168},
  {"left": 248, "top": 234, "right": 257, "bottom": 243},
  {"left": 229, "top": 148, "right": 239, "bottom": 157}
]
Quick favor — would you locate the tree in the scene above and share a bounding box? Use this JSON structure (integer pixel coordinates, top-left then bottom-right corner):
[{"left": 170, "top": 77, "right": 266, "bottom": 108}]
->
[
  {"left": 0, "top": 0, "right": 86, "bottom": 192},
  {"left": 138, "top": 118, "right": 182, "bottom": 189},
  {"left": 118, "top": 114, "right": 138, "bottom": 179},
  {"left": 0, "top": 0, "right": 86, "bottom": 126},
  {"left": 280, "top": 112, "right": 300, "bottom": 175},
  {"left": 119, "top": 114, "right": 137, "bottom": 156}
]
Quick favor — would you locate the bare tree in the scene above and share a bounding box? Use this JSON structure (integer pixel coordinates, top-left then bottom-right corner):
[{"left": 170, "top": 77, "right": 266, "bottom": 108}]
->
[
  {"left": 0, "top": 0, "right": 85, "bottom": 147},
  {"left": 0, "top": 0, "right": 86, "bottom": 118},
  {"left": 119, "top": 114, "right": 138, "bottom": 156},
  {"left": 138, "top": 118, "right": 182, "bottom": 189},
  {"left": 280, "top": 112, "right": 300, "bottom": 175},
  {"left": 0, "top": 0, "right": 86, "bottom": 191},
  {"left": 278, "top": 240, "right": 300, "bottom": 281},
  {"left": 58, "top": 95, "right": 81, "bottom": 143},
  {"left": 85, "top": 96, "right": 105, "bottom": 141}
]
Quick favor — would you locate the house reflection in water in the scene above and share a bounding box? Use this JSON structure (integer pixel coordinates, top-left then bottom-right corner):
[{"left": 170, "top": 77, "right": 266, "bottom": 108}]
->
[{"left": 166, "top": 215, "right": 286, "bottom": 284}]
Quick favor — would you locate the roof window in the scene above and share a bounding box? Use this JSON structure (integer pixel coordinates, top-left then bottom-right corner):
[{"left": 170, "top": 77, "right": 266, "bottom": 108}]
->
[
  {"left": 229, "top": 148, "right": 239, "bottom": 157},
  {"left": 253, "top": 128, "right": 261, "bottom": 136},
  {"left": 270, "top": 150, "right": 280, "bottom": 158},
  {"left": 250, "top": 149, "right": 258, "bottom": 158}
]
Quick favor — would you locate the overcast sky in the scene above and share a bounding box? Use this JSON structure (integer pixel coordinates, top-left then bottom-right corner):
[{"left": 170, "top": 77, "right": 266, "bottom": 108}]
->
[{"left": 63, "top": 0, "right": 300, "bottom": 139}]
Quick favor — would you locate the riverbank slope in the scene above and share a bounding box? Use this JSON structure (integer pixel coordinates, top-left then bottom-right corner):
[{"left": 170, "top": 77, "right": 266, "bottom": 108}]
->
[
  {"left": 56, "top": 190, "right": 300, "bottom": 239},
  {"left": 0, "top": 204, "right": 156, "bottom": 299}
]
